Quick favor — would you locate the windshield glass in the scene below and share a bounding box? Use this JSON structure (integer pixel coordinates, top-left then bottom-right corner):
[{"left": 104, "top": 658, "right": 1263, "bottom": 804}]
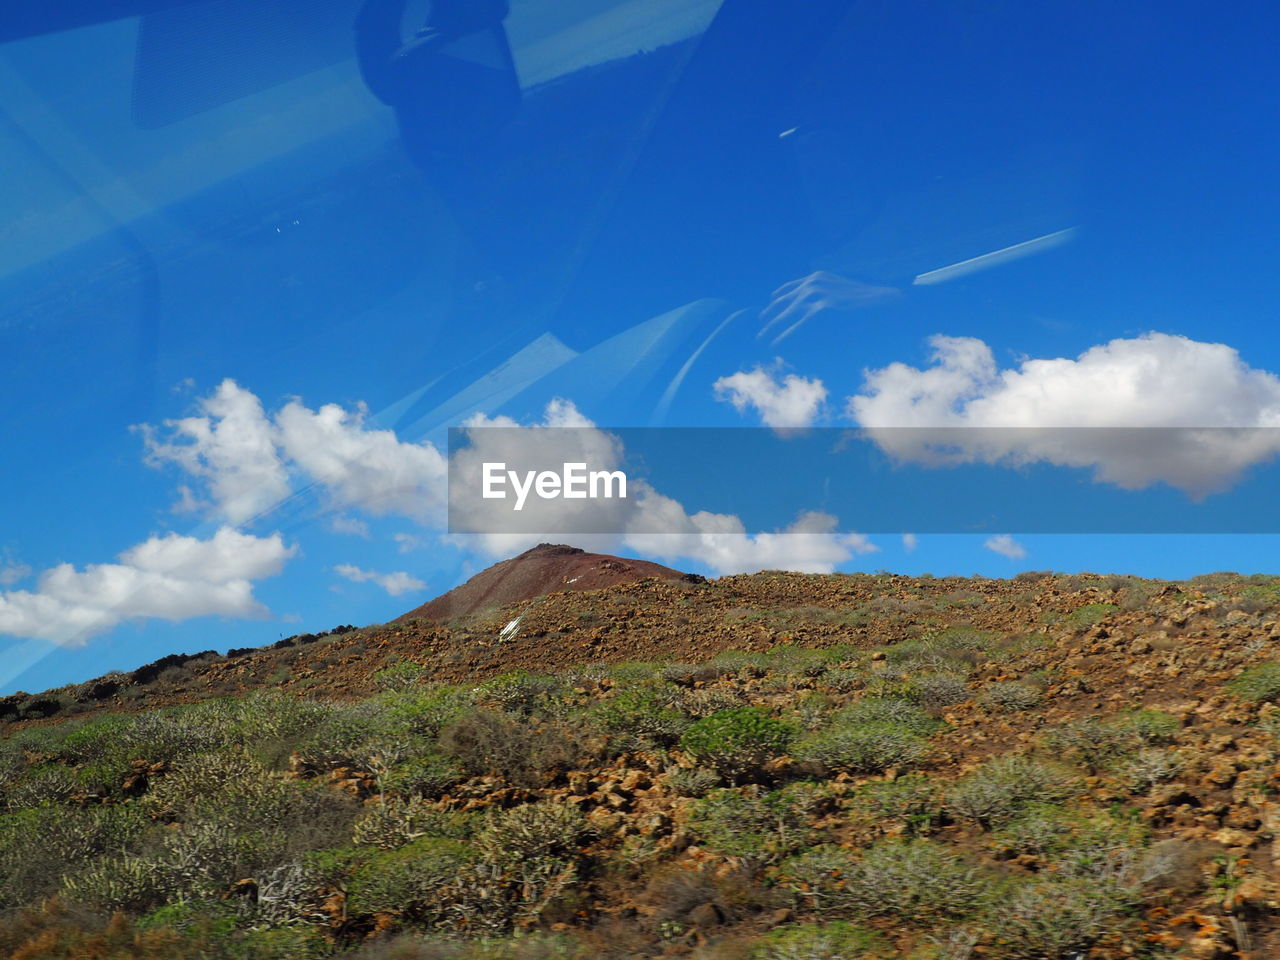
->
[{"left": 3, "top": 0, "right": 1279, "bottom": 691}]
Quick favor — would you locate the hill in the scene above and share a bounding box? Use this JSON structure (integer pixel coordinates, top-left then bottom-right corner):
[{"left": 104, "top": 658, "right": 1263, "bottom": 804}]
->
[
  {"left": 394, "top": 542, "right": 698, "bottom": 624},
  {"left": 4, "top": 564, "right": 1280, "bottom": 958}
]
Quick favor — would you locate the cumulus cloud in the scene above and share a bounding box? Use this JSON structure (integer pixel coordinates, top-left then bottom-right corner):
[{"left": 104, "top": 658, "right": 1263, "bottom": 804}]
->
[
  {"left": 329, "top": 515, "right": 371, "bottom": 538},
  {"left": 334, "top": 564, "right": 425, "bottom": 597},
  {"left": 138, "top": 379, "right": 290, "bottom": 524},
  {"left": 848, "top": 333, "right": 1280, "bottom": 496},
  {"left": 0, "top": 528, "right": 294, "bottom": 646},
  {"left": 393, "top": 533, "right": 423, "bottom": 553},
  {"left": 276, "top": 399, "right": 448, "bottom": 522},
  {"left": 140, "top": 380, "right": 450, "bottom": 527},
  {"left": 448, "top": 401, "right": 875, "bottom": 574},
  {"left": 714, "top": 365, "right": 827, "bottom": 429},
  {"left": 141, "top": 384, "right": 874, "bottom": 581},
  {"left": 902, "top": 533, "right": 919, "bottom": 552},
  {"left": 0, "top": 563, "right": 31, "bottom": 587},
  {"left": 984, "top": 534, "right": 1026, "bottom": 559},
  {"left": 624, "top": 487, "right": 876, "bottom": 574}
]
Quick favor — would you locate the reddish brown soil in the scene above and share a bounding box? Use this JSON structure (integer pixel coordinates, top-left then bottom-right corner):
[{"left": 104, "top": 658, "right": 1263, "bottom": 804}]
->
[
  {"left": 394, "top": 543, "right": 698, "bottom": 624},
  {"left": 8, "top": 557, "right": 1280, "bottom": 957}
]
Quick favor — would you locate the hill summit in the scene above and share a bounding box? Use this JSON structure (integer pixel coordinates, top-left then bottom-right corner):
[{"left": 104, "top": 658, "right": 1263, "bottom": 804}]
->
[{"left": 394, "top": 542, "right": 697, "bottom": 624}]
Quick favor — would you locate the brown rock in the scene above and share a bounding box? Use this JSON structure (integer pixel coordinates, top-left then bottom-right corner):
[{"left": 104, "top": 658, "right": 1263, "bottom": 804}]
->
[
  {"left": 620, "top": 769, "right": 651, "bottom": 793},
  {"left": 1213, "top": 826, "right": 1257, "bottom": 849},
  {"left": 685, "top": 902, "right": 724, "bottom": 928},
  {"left": 1203, "top": 761, "right": 1239, "bottom": 789}
]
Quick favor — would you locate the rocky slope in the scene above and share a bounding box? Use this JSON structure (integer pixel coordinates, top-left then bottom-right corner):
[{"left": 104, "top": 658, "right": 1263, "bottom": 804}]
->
[
  {"left": 5, "top": 564, "right": 1280, "bottom": 957},
  {"left": 394, "top": 542, "right": 698, "bottom": 624}
]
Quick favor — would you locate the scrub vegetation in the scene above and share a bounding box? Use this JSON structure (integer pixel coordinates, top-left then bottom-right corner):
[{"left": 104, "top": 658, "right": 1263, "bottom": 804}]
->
[{"left": 5, "top": 566, "right": 1280, "bottom": 957}]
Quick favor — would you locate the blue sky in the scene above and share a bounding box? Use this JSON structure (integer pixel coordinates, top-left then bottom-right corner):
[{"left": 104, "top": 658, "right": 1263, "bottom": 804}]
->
[{"left": 3, "top": 0, "right": 1280, "bottom": 694}]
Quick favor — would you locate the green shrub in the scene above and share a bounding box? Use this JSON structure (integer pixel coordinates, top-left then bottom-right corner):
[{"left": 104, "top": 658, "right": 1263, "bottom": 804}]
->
[
  {"left": 222, "top": 694, "right": 344, "bottom": 749},
  {"left": 3, "top": 764, "right": 80, "bottom": 810},
  {"left": 948, "top": 756, "right": 1077, "bottom": 828},
  {"left": 1117, "top": 747, "right": 1182, "bottom": 792},
  {"left": 438, "top": 709, "right": 586, "bottom": 787},
  {"left": 778, "top": 840, "right": 990, "bottom": 923},
  {"left": 833, "top": 697, "right": 942, "bottom": 736},
  {"left": 751, "top": 921, "right": 891, "bottom": 959},
  {"left": 604, "top": 661, "right": 668, "bottom": 684},
  {"left": 679, "top": 707, "right": 795, "bottom": 782},
  {"left": 979, "top": 681, "right": 1043, "bottom": 712},
  {"left": 759, "top": 645, "right": 833, "bottom": 679},
  {"left": 297, "top": 696, "right": 425, "bottom": 767},
  {"left": 1041, "top": 711, "right": 1176, "bottom": 772},
  {"left": 51, "top": 714, "right": 139, "bottom": 763},
  {"left": 347, "top": 836, "right": 478, "bottom": 924},
  {"left": 848, "top": 775, "right": 943, "bottom": 835},
  {"left": 687, "top": 784, "right": 830, "bottom": 863},
  {"left": 992, "top": 805, "right": 1147, "bottom": 879},
  {"left": 0, "top": 803, "right": 151, "bottom": 908},
  {"left": 985, "top": 876, "right": 1134, "bottom": 959},
  {"left": 142, "top": 750, "right": 294, "bottom": 824},
  {"left": 821, "top": 667, "right": 866, "bottom": 693},
  {"left": 1066, "top": 603, "right": 1118, "bottom": 629},
  {"left": 383, "top": 753, "right": 463, "bottom": 799},
  {"left": 674, "top": 687, "right": 746, "bottom": 719},
  {"left": 1229, "top": 662, "right": 1280, "bottom": 702},
  {"left": 386, "top": 686, "right": 474, "bottom": 738},
  {"left": 1111, "top": 709, "right": 1179, "bottom": 744},
  {"left": 474, "top": 671, "right": 564, "bottom": 716},
  {"left": 907, "top": 672, "right": 970, "bottom": 708},
  {"left": 663, "top": 765, "right": 721, "bottom": 798},
  {"left": 772, "top": 846, "right": 860, "bottom": 916},
  {"left": 795, "top": 722, "right": 925, "bottom": 774},
  {"left": 103, "top": 750, "right": 358, "bottom": 905},
  {"left": 353, "top": 797, "right": 473, "bottom": 850},
  {"left": 50, "top": 709, "right": 229, "bottom": 774},
  {"left": 61, "top": 852, "right": 175, "bottom": 912},
  {"left": 375, "top": 661, "right": 433, "bottom": 691},
  {"left": 477, "top": 802, "right": 588, "bottom": 863},
  {"left": 786, "top": 691, "right": 833, "bottom": 731},
  {"left": 931, "top": 625, "right": 999, "bottom": 652},
  {"left": 592, "top": 688, "right": 689, "bottom": 745}
]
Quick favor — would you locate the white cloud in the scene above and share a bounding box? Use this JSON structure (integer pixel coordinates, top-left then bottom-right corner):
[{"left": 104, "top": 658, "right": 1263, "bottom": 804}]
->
[
  {"left": 449, "top": 400, "right": 876, "bottom": 574},
  {"left": 0, "top": 563, "right": 31, "bottom": 587},
  {"left": 329, "top": 515, "right": 371, "bottom": 538},
  {"left": 0, "top": 528, "right": 294, "bottom": 646},
  {"left": 393, "top": 533, "right": 422, "bottom": 553},
  {"left": 714, "top": 365, "right": 827, "bottom": 429},
  {"left": 984, "top": 534, "right": 1026, "bottom": 559},
  {"left": 138, "top": 379, "right": 290, "bottom": 524},
  {"left": 140, "top": 381, "right": 450, "bottom": 527},
  {"left": 848, "top": 333, "right": 1280, "bottom": 496},
  {"left": 171, "top": 484, "right": 205, "bottom": 515},
  {"left": 139, "top": 384, "right": 874, "bottom": 582},
  {"left": 276, "top": 398, "right": 449, "bottom": 523},
  {"left": 334, "top": 564, "right": 426, "bottom": 597},
  {"left": 902, "top": 533, "right": 919, "bottom": 552},
  {"left": 624, "top": 487, "right": 876, "bottom": 575},
  {"left": 119, "top": 527, "right": 294, "bottom": 582}
]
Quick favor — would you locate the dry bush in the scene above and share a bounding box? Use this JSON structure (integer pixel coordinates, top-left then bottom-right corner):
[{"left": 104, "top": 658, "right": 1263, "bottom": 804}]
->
[
  {"left": 948, "top": 756, "right": 1077, "bottom": 828},
  {"left": 438, "top": 709, "right": 588, "bottom": 787},
  {"left": 979, "top": 681, "right": 1042, "bottom": 712}
]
